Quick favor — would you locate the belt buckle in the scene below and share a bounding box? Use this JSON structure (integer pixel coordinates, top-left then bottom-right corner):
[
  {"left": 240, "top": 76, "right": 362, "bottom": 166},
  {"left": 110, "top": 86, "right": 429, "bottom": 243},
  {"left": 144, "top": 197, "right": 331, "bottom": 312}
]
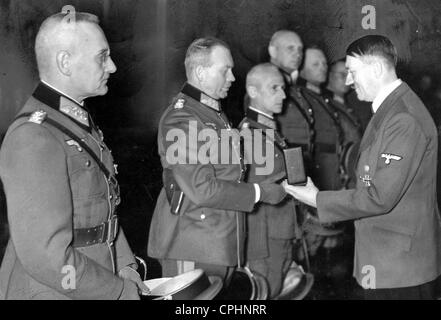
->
[{"left": 104, "top": 216, "right": 119, "bottom": 245}]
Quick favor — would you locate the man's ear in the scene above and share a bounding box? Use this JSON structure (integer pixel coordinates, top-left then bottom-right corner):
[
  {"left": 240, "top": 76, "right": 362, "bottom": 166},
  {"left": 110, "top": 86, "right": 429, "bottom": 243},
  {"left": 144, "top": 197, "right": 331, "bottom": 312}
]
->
[
  {"left": 247, "top": 85, "right": 258, "bottom": 99},
  {"left": 56, "top": 50, "right": 72, "bottom": 76},
  {"left": 195, "top": 65, "right": 205, "bottom": 83},
  {"left": 268, "top": 45, "right": 276, "bottom": 60},
  {"left": 372, "top": 59, "right": 383, "bottom": 79}
]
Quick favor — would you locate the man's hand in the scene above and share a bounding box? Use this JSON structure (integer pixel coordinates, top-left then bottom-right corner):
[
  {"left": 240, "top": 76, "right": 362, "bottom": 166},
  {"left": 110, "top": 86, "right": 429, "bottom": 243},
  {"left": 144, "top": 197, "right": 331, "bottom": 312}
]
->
[
  {"left": 119, "top": 279, "right": 141, "bottom": 300},
  {"left": 283, "top": 177, "right": 319, "bottom": 208},
  {"left": 119, "top": 266, "right": 150, "bottom": 296},
  {"left": 257, "top": 171, "right": 287, "bottom": 205},
  {"left": 259, "top": 182, "right": 287, "bottom": 204}
]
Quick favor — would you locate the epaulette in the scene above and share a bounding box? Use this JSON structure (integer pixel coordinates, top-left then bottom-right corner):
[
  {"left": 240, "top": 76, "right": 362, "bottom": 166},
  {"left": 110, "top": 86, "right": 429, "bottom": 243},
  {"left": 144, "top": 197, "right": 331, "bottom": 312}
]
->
[{"left": 28, "top": 110, "right": 47, "bottom": 124}]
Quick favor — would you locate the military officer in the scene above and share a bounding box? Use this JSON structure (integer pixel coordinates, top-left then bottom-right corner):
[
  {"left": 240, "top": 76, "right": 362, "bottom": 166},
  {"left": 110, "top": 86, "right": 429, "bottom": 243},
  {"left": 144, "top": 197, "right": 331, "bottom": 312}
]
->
[
  {"left": 299, "top": 46, "right": 345, "bottom": 192},
  {"left": 284, "top": 35, "right": 441, "bottom": 299},
  {"left": 0, "top": 11, "right": 147, "bottom": 299},
  {"left": 147, "top": 37, "right": 287, "bottom": 285},
  {"left": 268, "top": 31, "right": 315, "bottom": 164},
  {"left": 240, "top": 63, "right": 313, "bottom": 299},
  {"left": 323, "top": 59, "right": 363, "bottom": 188}
]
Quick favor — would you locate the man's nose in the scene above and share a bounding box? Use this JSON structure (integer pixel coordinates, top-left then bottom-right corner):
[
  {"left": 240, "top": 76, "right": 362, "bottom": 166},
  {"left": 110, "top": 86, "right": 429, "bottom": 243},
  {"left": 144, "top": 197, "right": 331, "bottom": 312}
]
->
[
  {"left": 106, "top": 57, "right": 117, "bottom": 74},
  {"left": 280, "top": 89, "right": 286, "bottom": 99},
  {"left": 345, "top": 72, "right": 354, "bottom": 86},
  {"left": 227, "top": 70, "right": 235, "bottom": 82}
]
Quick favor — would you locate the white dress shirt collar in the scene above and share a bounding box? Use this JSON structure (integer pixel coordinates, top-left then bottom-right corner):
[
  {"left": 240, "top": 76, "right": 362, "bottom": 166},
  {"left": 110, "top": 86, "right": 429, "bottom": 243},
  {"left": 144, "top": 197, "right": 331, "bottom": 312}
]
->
[{"left": 371, "top": 79, "right": 402, "bottom": 113}]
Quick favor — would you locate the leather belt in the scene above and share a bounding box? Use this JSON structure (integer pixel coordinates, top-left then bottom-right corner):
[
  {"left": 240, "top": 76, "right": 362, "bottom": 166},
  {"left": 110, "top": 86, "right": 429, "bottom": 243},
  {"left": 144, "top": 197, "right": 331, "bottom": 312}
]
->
[{"left": 73, "top": 216, "right": 119, "bottom": 248}]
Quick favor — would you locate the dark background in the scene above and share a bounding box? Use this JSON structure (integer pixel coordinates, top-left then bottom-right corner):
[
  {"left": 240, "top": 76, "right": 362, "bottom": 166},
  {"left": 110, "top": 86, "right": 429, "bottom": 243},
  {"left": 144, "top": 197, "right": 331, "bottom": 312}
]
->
[{"left": 1, "top": 0, "right": 441, "bottom": 299}]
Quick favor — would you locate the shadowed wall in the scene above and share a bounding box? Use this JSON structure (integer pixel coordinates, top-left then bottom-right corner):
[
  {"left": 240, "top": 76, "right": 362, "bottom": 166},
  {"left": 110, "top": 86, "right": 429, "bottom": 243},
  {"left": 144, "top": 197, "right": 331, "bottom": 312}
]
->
[{"left": 1, "top": 0, "right": 441, "bottom": 134}]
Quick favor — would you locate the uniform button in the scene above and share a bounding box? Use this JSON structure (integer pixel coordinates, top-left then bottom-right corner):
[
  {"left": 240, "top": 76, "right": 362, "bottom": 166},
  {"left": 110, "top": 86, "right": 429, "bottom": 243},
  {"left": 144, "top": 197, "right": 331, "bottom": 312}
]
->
[
  {"left": 110, "top": 195, "right": 113, "bottom": 200},
  {"left": 77, "top": 147, "right": 83, "bottom": 152},
  {"left": 308, "top": 108, "right": 313, "bottom": 113},
  {"left": 201, "top": 214, "right": 206, "bottom": 220},
  {"left": 275, "top": 153, "right": 279, "bottom": 157},
  {"left": 85, "top": 160, "right": 91, "bottom": 167}
]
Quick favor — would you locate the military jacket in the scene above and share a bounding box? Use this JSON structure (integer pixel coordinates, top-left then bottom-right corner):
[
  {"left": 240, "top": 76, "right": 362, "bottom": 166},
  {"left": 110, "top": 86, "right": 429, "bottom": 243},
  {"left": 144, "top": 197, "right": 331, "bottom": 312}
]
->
[
  {"left": 148, "top": 83, "right": 256, "bottom": 267},
  {"left": 323, "top": 89, "right": 363, "bottom": 188},
  {"left": 299, "top": 85, "right": 344, "bottom": 191},
  {"left": 322, "top": 89, "right": 362, "bottom": 146},
  {"left": 276, "top": 72, "right": 315, "bottom": 159},
  {"left": 317, "top": 83, "right": 441, "bottom": 288},
  {"left": 239, "top": 108, "right": 297, "bottom": 260},
  {"left": 0, "top": 83, "right": 135, "bottom": 299}
]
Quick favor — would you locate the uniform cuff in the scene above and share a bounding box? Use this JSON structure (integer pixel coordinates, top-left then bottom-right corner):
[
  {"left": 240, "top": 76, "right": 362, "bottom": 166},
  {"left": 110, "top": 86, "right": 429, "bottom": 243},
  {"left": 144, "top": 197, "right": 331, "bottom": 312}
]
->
[{"left": 254, "top": 183, "right": 260, "bottom": 203}]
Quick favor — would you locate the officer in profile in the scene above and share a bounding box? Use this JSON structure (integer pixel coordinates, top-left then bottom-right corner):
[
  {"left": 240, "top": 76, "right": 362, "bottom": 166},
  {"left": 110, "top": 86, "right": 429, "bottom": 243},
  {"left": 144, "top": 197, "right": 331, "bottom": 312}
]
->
[
  {"left": 0, "top": 10, "right": 147, "bottom": 299},
  {"left": 299, "top": 46, "right": 344, "bottom": 192},
  {"left": 268, "top": 30, "right": 315, "bottom": 161},
  {"left": 323, "top": 59, "right": 363, "bottom": 188},
  {"left": 148, "top": 37, "right": 287, "bottom": 285},
  {"left": 240, "top": 63, "right": 314, "bottom": 299}
]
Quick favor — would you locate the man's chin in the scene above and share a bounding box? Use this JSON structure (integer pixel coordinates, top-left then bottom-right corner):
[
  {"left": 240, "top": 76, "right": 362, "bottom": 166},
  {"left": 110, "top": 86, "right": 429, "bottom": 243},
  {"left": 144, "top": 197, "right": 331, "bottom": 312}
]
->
[
  {"left": 97, "top": 86, "right": 109, "bottom": 96},
  {"left": 218, "top": 91, "right": 229, "bottom": 99}
]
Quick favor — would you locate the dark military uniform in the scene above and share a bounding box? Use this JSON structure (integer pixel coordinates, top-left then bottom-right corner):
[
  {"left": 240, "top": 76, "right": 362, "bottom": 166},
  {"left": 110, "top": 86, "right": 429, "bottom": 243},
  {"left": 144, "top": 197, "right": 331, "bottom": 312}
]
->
[
  {"left": 297, "top": 82, "right": 344, "bottom": 191},
  {"left": 148, "top": 83, "right": 257, "bottom": 281},
  {"left": 0, "top": 83, "right": 136, "bottom": 299},
  {"left": 323, "top": 88, "right": 363, "bottom": 188},
  {"left": 276, "top": 71, "right": 315, "bottom": 167},
  {"left": 239, "top": 107, "right": 298, "bottom": 298}
]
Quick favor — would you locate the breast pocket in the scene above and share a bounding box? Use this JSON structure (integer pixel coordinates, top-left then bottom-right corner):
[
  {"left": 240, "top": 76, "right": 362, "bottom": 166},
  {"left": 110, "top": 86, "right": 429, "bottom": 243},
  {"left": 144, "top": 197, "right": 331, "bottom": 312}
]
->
[{"left": 68, "top": 154, "right": 106, "bottom": 199}]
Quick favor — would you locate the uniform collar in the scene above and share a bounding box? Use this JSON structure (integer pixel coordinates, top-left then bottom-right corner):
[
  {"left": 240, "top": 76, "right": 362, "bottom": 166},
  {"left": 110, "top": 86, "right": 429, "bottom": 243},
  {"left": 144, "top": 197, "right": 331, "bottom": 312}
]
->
[
  {"left": 243, "top": 108, "right": 287, "bottom": 149},
  {"left": 372, "top": 79, "right": 402, "bottom": 113},
  {"left": 181, "top": 83, "right": 221, "bottom": 112},
  {"left": 247, "top": 106, "right": 277, "bottom": 129},
  {"left": 33, "top": 82, "right": 91, "bottom": 130},
  {"left": 277, "top": 67, "right": 298, "bottom": 86},
  {"left": 41, "top": 80, "right": 85, "bottom": 106}
]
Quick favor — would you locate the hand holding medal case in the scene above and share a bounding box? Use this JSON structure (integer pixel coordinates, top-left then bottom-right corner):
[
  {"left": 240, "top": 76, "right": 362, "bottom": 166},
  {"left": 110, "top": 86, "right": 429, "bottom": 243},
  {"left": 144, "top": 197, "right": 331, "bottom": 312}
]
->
[{"left": 283, "top": 147, "right": 307, "bottom": 186}]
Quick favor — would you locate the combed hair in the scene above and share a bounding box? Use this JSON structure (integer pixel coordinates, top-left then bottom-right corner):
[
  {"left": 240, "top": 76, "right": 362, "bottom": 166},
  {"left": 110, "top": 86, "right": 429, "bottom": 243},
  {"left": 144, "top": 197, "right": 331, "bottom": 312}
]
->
[
  {"left": 35, "top": 11, "right": 100, "bottom": 75},
  {"left": 184, "top": 37, "right": 230, "bottom": 78},
  {"left": 346, "top": 35, "right": 398, "bottom": 68}
]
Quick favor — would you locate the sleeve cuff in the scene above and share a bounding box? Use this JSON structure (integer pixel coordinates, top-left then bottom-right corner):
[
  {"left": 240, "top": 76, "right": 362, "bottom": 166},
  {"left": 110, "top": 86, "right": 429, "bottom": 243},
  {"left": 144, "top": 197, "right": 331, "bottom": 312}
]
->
[{"left": 253, "top": 183, "right": 260, "bottom": 203}]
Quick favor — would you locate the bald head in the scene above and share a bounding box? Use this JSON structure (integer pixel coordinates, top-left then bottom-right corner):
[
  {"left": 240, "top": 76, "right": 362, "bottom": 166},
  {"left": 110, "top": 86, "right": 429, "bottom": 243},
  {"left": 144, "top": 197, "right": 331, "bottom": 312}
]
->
[
  {"left": 35, "top": 12, "right": 99, "bottom": 79},
  {"left": 247, "top": 63, "right": 280, "bottom": 89},
  {"left": 268, "top": 30, "right": 303, "bottom": 73},
  {"left": 247, "top": 63, "right": 285, "bottom": 115},
  {"left": 34, "top": 11, "right": 116, "bottom": 102}
]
